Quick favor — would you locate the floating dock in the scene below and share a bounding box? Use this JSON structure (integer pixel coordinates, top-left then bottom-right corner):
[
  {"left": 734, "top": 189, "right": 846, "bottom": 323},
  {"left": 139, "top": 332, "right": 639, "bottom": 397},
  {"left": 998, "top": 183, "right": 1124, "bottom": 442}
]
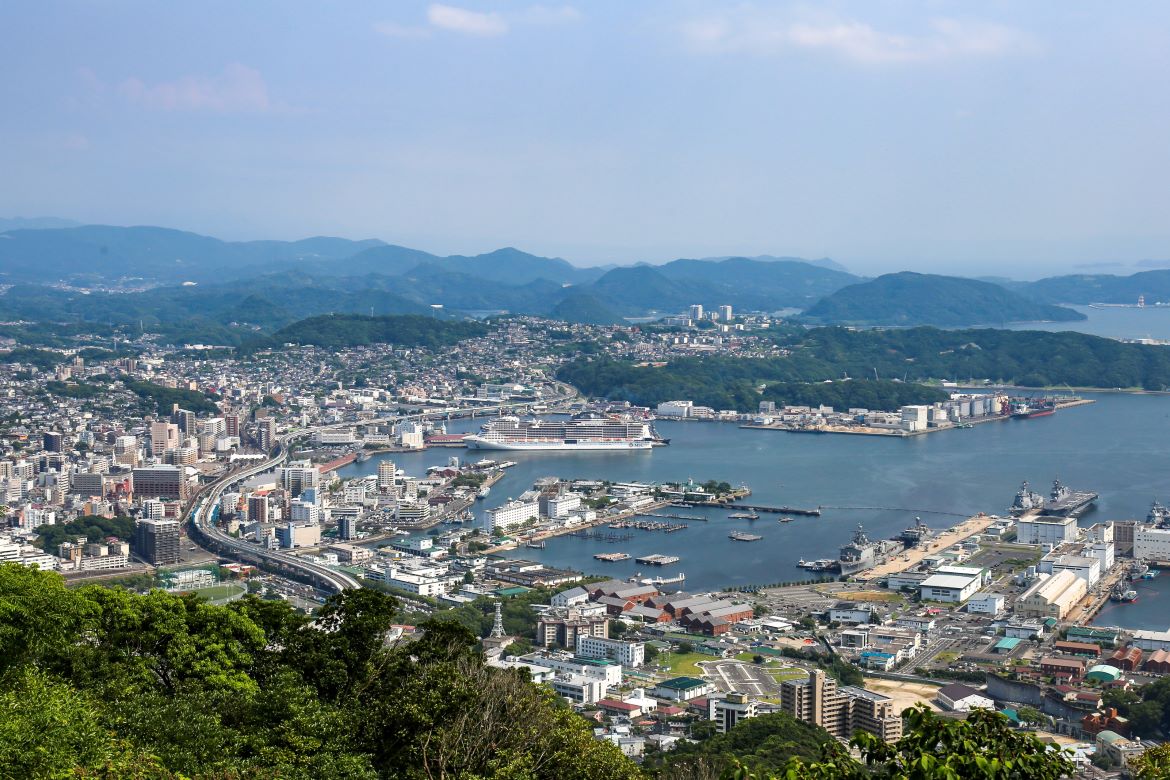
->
[
  {"left": 594, "top": 552, "right": 631, "bottom": 562},
  {"left": 635, "top": 554, "right": 681, "bottom": 566}
]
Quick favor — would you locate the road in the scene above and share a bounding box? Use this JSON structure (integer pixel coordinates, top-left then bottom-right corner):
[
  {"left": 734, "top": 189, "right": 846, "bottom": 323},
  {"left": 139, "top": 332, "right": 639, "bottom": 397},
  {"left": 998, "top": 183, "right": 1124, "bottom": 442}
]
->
[
  {"left": 189, "top": 428, "right": 361, "bottom": 594},
  {"left": 186, "top": 382, "right": 579, "bottom": 595}
]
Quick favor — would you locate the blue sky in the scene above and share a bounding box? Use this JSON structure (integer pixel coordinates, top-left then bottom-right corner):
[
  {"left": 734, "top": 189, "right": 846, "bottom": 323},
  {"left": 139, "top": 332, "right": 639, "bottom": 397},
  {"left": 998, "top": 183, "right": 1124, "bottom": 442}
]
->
[{"left": 2, "top": 1, "right": 1168, "bottom": 277}]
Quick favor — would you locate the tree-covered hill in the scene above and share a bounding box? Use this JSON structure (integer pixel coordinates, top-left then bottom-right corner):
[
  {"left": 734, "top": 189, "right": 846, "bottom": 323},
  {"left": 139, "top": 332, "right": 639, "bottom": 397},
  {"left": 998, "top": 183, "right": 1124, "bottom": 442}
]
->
[
  {"left": 560, "top": 326, "right": 1170, "bottom": 406},
  {"left": 557, "top": 356, "right": 948, "bottom": 411},
  {"left": 270, "top": 314, "right": 489, "bottom": 349},
  {"left": 802, "top": 272, "right": 1084, "bottom": 327}
]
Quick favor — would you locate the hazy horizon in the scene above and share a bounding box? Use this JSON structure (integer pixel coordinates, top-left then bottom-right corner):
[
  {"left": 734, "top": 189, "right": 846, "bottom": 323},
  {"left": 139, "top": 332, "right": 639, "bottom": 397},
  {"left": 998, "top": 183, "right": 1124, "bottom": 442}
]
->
[{"left": 3, "top": 1, "right": 1169, "bottom": 279}]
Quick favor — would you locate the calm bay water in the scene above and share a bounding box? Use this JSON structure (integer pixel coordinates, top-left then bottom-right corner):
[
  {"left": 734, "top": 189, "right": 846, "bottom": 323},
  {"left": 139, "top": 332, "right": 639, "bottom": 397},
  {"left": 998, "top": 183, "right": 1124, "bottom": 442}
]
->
[
  {"left": 1006, "top": 305, "right": 1170, "bottom": 341},
  {"left": 337, "top": 392, "right": 1170, "bottom": 629}
]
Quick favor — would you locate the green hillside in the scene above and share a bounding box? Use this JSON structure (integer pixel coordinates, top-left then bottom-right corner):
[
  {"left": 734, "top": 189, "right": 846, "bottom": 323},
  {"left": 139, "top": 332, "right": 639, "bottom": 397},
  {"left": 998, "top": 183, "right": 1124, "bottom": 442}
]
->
[{"left": 803, "top": 272, "right": 1084, "bottom": 326}]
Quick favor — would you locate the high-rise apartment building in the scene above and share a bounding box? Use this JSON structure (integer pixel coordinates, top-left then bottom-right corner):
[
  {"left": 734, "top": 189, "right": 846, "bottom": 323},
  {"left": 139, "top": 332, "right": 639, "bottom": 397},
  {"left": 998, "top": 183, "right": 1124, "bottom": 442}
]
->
[
  {"left": 780, "top": 669, "right": 902, "bottom": 743},
  {"left": 42, "top": 431, "right": 65, "bottom": 453},
  {"left": 247, "top": 494, "right": 270, "bottom": 524},
  {"left": 378, "top": 460, "right": 397, "bottom": 490},
  {"left": 172, "top": 408, "right": 197, "bottom": 435},
  {"left": 134, "top": 518, "right": 181, "bottom": 565},
  {"left": 280, "top": 461, "right": 320, "bottom": 497}
]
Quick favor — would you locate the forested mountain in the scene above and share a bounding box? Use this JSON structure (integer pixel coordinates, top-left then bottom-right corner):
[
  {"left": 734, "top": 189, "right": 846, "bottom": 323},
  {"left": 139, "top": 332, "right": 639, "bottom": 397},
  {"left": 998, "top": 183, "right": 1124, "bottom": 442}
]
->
[
  {"left": 802, "top": 272, "right": 1084, "bottom": 326},
  {"left": 1021, "top": 268, "right": 1170, "bottom": 305},
  {"left": 0, "top": 225, "right": 386, "bottom": 285}
]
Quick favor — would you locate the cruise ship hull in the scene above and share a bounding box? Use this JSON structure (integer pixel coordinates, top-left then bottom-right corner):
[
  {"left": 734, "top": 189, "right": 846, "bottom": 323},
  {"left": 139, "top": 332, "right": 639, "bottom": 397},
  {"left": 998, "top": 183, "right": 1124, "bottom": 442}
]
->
[{"left": 464, "top": 436, "right": 652, "bottom": 451}]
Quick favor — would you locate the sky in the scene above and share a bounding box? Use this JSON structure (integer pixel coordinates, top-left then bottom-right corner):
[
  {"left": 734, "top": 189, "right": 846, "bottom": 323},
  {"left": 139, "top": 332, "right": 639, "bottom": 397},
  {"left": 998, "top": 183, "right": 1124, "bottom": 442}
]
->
[{"left": 2, "top": 1, "right": 1169, "bottom": 278}]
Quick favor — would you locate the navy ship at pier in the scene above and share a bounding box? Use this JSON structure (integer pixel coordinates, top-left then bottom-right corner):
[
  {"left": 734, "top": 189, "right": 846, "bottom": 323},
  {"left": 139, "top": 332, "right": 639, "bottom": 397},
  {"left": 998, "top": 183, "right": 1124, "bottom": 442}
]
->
[
  {"left": 838, "top": 524, "right": 903, "bottom": 576},
  {"left": 1010, "top": 478, "right": 1097, "bottom": 518}
]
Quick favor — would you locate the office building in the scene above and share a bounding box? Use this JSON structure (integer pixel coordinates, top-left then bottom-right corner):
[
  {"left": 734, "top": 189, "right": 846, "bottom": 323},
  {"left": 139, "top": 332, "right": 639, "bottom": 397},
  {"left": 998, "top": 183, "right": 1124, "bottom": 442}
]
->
[
  {"left": 780, "top": 669, "right": 902, "bottom": 743},
  {"left": 338, "top": 513, "right": 357, "bottom": 541},
  {"left": 577, "top": 636, "right": 646, "bottom": 667},
  {"left": 150, "top": 422, "right": 180, "bottom": 457},
  {"left": 1017, "top": 515, "right": 1079, "bottom": 546},
  {"left": 275, "top": 522, "right": 321, "bottom": 549},
  {"left": 134, "top": 518, "right": 181, "bottom": 565},
  {"left": 132, "top": 465, "right": 188, "bottom": 500}
]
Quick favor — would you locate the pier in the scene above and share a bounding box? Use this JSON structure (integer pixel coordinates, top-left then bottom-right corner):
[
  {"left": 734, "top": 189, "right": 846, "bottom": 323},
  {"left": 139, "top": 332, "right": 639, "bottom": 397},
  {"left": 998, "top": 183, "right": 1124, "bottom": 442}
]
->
[
  {"left": 638, "top": 512, "right": 707, "bottom": 521},
  {"left": 569, "top": 530, "right": 633, "bottom": 542},
  {"left": 635, "top": 554, "right": 681, "bottom": 566}
]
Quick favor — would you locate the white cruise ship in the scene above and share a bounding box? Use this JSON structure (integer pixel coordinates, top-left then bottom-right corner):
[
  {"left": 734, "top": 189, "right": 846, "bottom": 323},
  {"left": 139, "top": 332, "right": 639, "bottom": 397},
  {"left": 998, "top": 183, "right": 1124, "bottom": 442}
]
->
[{"left": 464, "top": 414, "right": 658, "bottom": 451}]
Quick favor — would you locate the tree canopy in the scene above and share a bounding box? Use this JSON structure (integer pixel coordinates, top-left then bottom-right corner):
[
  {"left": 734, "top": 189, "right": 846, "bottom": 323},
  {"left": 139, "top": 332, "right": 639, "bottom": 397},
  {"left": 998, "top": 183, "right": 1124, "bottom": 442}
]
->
[{"left": 0, "top": 563, "right": 639, "bottom": 779}]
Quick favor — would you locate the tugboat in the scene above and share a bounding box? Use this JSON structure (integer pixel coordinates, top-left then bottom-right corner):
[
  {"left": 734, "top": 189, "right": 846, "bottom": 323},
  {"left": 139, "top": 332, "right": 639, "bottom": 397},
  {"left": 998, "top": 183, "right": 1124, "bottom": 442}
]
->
[{"left": 1111, "top": 586, "right": 1139, "bottom": 603}]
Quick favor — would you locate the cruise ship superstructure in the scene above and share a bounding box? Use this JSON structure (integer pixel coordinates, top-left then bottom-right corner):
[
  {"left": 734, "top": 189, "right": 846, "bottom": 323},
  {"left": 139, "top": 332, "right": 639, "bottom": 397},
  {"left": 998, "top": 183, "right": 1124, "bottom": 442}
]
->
[{"left": 464, "top": 414, "right": 658, "bottom": 451}]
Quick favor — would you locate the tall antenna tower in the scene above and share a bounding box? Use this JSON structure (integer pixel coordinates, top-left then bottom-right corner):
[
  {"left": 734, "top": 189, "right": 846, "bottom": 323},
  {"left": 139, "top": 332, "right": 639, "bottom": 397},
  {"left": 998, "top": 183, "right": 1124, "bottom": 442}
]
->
[{"left": 489, "top": 602, "right": 506, "bottom": 638}]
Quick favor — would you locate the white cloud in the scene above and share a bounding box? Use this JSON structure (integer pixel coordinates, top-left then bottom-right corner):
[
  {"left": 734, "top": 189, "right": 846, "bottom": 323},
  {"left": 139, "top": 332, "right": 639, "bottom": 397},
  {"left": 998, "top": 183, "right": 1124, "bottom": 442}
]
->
[
  {"left": 680, "top": 10, "right": 1035, "bottom": 65},
  {"left": 376, "top": 4, "right": 578, "bottom": 40},
  {"left": 117, "top": 64, "right": 274, "bottom": 112},
  {"left": 427, "top": 4, "right": 508, "bottom": 37},
  {"left": 373, "top": 20, "right": 431, "bottom": 39}
]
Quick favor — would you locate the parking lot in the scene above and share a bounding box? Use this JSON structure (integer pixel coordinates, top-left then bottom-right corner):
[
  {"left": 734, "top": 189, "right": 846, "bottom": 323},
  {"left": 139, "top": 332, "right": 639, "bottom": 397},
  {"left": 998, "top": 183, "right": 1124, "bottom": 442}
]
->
[{"left": 702, "top": 660, "right": 784, "bottom": 696}]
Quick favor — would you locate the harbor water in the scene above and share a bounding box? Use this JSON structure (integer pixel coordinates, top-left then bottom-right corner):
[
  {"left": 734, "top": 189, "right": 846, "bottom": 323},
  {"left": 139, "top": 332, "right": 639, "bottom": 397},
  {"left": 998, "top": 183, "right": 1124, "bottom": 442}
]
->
[{"left": 336, "top": 391, "right": 1170, "bottom": 624}]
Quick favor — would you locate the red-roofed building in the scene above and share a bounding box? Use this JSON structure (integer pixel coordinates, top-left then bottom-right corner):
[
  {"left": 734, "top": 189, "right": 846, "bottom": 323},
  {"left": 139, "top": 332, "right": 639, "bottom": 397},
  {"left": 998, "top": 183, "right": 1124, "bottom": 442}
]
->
[{"left": 597, "top": 699, "right": 643, "bottom": 718}]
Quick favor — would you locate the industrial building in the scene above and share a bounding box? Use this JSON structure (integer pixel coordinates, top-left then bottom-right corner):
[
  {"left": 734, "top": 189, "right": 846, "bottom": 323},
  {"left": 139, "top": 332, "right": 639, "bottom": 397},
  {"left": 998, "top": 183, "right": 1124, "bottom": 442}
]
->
[{"left": 1018, "top": 570, "right": 1087, "bottom": 619}]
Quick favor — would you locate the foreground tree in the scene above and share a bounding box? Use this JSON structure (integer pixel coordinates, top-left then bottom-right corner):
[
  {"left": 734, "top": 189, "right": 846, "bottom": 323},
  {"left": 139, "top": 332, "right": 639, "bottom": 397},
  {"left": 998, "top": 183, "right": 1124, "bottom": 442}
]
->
[{"left": 722, "top": 707, "right": 1074, "bottom": 780}]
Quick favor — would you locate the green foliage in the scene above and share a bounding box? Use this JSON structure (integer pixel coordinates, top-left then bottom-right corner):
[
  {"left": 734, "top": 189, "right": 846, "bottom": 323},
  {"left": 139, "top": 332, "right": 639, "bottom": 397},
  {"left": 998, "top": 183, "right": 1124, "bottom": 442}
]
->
[
  {"left": 44, "top": 380, "right": 106, "bottom": 399},
  {"left": 1130, "top": 742, "right": 1170, "bottom": 779},
  {"left": 563, "top": 326, "right": 1170, "bottom": 405},
  {"left": 0, "top": 346, "right": 65, "bottom": 369},
  {"left": 648, "top": 712, "right": 834, "bottom": 778},
  {"left": 559, "top": 358, "right": 947, "bottom": 411},
  {"left": 780, "top": 706, "right": 1073, "bottom": 779},
  {"left": 802, "top": 272, "right": 1084, "bottom": 326},
  {"left": 271, "top": 313, "right": 488, "bottom": 349},
  {"left": 125, "top": 379, "right": 219, "bottom": 415},
  {"left": 1103, "top": 676, "right": 1170, "bottom": 738},
  {"left": 34, "top": 514, "right": 136, "bottom": 552},
  {"left": 0, "top": 564, "right": 641, "bottom": 779}
]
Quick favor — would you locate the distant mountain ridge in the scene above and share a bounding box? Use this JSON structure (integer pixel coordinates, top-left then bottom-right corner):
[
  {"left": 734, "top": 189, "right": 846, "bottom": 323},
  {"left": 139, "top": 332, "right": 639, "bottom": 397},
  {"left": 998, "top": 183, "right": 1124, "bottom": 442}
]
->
[{"left": 803, "top": 272, "right": 1085, "bottom": 327}]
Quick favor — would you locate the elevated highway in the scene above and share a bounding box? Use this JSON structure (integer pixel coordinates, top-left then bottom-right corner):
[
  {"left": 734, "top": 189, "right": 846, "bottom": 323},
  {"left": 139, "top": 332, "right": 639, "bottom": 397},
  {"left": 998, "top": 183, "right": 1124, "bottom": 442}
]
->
[{"left": 188, "top": 429, "right": 361, "bottom": 594}]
